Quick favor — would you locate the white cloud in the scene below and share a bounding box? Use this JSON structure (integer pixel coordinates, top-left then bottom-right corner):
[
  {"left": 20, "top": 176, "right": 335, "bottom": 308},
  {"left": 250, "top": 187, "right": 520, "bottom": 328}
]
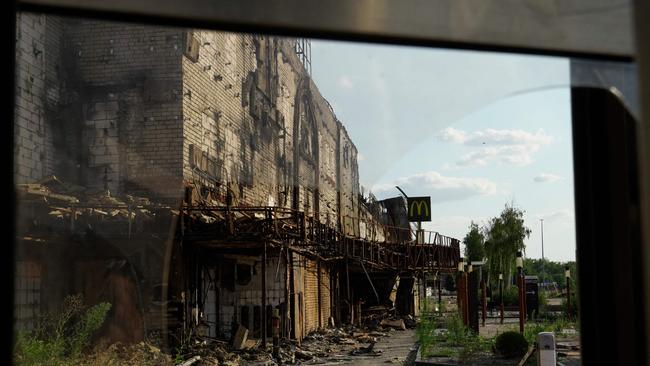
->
[
  {"left": 533, "top": 173, "right": 563, "bottom": 183},
  {"left": 357, "top": 153, "right": 366, "bottom": 162},
  {"left": 438, "top": 127, "right": 467, "bottom": 144},
  {"left": 456, "top": 151, "right": 489, "bottom": 167},
  {"left": 371, "top": 171, "right": 497, "bottom": 203},
  {"left": 457, "top": 145, "right": 535, "bottom": 167},
  {"left": 463, "top": 128, "right": 552, "bottom": 146},
  {"left": 438, "top": 127, "right": 553, "bottom": 167},
  {"left": 337, "top": 75, "right": 354, "bottom": 89}
]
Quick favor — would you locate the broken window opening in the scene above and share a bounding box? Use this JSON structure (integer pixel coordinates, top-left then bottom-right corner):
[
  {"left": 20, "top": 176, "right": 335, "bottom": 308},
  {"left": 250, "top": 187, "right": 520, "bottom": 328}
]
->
[{"left": 235, "top": 263, "right": 252, "bottom": 286}]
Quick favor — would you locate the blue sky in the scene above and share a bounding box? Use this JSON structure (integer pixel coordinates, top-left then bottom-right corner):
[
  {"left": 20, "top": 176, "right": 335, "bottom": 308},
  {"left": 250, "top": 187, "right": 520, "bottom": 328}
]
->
[{"left": 310, "top": 39, "right": 576, "bottom": 262}]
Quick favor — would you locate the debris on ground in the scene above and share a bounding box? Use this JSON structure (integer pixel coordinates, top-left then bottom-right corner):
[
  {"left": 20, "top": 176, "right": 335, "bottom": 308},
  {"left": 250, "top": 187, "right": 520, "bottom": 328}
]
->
[
  {"left": 403, "top": 315, "right": 417, "bottom": 329},
  {"left": 179, "top": 355, "right": 201, "bottom": 366},
  {"left": 83, "top": 310, "right": 419, "bottom": 365},
  {"left": 294, "top": 349, "right": 314, "bottom": 361},
  {"left": 349, "top": 341, "right": 382, "bottom": 356},
  {"left": 86, "top": 341, "right": 174, "bottom": 365},
  {"left": 380, "top": 319, "right": 407, "bottom": 330}
]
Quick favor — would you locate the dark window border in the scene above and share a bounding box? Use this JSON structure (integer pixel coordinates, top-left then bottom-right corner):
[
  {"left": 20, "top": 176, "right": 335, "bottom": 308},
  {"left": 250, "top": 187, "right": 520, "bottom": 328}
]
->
[{"left": 5, "top": 2, "right": 648, "bottom": 366}]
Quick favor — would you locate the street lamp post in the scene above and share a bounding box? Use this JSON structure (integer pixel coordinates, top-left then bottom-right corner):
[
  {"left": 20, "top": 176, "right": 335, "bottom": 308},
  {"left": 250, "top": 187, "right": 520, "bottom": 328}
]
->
[
  {"left": 517, "top": 251, "right": 525, "bottom": 334},
  {"left": 499, "top": 273, "right": 504, "bottom": 324}
]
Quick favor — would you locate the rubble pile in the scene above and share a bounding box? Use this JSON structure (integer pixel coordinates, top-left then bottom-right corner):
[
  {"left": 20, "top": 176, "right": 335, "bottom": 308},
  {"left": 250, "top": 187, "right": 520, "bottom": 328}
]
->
[
  {"left": 176, "top": 313, "right": 413, "bottom": 365},
  {"left": 86, "top": 341, "right": 173, "bottom": 365},
  {"left": 70, "top": 313, "right": 416, "bottom": 366},
  {"left": 177, "top": 338, "right": 242, "bottom": 366}
]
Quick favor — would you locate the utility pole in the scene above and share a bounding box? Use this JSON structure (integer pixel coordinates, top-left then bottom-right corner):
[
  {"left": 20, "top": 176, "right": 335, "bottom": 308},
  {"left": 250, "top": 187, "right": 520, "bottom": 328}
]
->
[{"left": 539, "top": 219, "right": 544, "bottom": 289}]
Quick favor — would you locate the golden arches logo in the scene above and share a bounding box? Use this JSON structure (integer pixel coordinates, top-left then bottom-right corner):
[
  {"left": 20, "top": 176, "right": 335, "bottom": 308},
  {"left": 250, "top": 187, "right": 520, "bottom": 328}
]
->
[{"left": 409, "top": 200, "right": 429, "bottom": 217}]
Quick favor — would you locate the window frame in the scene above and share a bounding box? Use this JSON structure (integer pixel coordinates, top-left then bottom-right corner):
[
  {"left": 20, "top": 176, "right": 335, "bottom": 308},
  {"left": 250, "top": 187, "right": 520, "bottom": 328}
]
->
[{"left": 6, "top": 1, "right": 650, "bottom": 365}]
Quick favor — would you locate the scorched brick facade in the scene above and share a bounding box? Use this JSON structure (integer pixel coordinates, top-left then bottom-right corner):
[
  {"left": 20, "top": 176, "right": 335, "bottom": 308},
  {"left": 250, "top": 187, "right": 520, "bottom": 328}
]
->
[{"left": 13, "top": 13, "right": 460, "bottom": 350}]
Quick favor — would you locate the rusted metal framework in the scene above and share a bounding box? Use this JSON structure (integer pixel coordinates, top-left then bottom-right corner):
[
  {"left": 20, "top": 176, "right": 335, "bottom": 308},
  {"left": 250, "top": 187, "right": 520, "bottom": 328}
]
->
[
  {"left": 16, "top": 194, "right": 461, "bottom": 273},
  {"left": 180, "top": 205, "right": 461, "bottom": 272}
]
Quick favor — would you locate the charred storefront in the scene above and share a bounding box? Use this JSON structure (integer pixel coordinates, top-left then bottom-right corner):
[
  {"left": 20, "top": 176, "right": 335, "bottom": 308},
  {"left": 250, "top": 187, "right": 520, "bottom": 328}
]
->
[{"left": 14, "top": 13, "right": 461, "bottom": 350}]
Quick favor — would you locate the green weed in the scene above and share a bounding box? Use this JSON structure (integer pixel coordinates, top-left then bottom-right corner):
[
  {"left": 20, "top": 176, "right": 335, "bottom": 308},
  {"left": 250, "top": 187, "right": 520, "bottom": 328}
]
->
[
  {"left": 13, "top": 294, "right": 111, "bottom": 366},
  {"left": 417, "top": 313, "right": 491, "bottom": 361}
]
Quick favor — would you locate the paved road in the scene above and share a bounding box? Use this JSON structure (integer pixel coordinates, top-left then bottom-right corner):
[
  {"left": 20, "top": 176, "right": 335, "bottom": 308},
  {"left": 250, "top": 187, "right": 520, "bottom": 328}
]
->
[{"left": 333, "top": 329, "right": 418, "bottom": 366}]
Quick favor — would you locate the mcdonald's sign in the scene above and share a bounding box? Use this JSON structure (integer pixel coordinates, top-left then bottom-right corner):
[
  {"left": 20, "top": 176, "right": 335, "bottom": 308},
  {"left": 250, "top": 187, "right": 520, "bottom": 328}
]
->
[{"left": 407, "top": 196, "right": 431, "bottom": 222}]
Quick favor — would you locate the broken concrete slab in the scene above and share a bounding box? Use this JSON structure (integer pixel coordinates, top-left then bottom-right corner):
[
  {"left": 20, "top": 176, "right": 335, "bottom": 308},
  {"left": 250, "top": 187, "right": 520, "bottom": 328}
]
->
[{"left": 233, "top": 325, "right": 249, "bottom": 350}]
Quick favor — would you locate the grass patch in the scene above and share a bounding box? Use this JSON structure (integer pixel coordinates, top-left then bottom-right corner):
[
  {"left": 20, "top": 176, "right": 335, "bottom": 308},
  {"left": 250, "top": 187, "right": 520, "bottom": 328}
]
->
[
  {"left": 501, "top": 316, "right": 577, "bottom": 345},
  {"left": 417, "top": 313, "right": 493, "bottom": 362}
]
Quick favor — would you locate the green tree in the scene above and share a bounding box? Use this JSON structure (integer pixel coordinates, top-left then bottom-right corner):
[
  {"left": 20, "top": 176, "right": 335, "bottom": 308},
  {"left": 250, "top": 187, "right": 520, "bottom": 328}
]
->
[
  {"left": 523, "top": 258, "right": 577, "bottom": 291},
  {"left": 484, "top": 203, "right": 532, "bottom": 288},
  {"left": 463, "top": 222, "right": 485, "bottom": 262}
]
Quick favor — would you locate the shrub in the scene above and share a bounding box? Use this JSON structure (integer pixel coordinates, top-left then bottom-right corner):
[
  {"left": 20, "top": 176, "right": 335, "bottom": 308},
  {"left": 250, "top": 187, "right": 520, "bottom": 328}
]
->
[
  {"left": 14, "top": 294, "right": 111, "bottom": 365},
  {"left": 494, "top": 331, "right": 528, "bottom": 358},
  {"left": 70, "top": 302, "right": 112, "bottom": 357}
]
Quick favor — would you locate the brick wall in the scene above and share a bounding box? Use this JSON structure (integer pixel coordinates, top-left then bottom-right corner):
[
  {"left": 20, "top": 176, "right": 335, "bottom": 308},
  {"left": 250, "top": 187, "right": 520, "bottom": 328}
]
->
[
  {"left": 14, "top": 13, "right": 63, "bottom": 183},
  {"left": 340, "top": 126, "right": 360, "bottom": 236},
  {"left": 181, "top": 30, "right": 274, "bottom": 205},
  {"left": 16, "top": 16, "right": 365, "bottom": 223},
  {"left": 181, "top": 33, "right": 362, "bottom": 231},
  {"left": 62, "top": 19, "right": 185, "bottom": 198},
  {"left": 14, "top": 17, "right": 380, "bottom": 342},
  {"left": 15, "top": 15, "right": 186, "bottom": 198}
]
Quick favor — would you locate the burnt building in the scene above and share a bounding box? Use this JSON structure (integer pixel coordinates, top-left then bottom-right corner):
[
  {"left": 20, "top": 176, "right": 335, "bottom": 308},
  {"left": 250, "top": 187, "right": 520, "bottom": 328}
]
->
[{"left": 13, "top": 13, "right": 460, "bottom": 348}]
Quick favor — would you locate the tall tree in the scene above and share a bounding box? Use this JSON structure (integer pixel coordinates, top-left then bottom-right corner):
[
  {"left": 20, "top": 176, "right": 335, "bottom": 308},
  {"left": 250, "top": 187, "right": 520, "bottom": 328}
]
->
[
  {"left": 463, "top": 222, "right": 485, "bottom": 262},
  {"left": 484, "top": 203, "right": 532, "bottom": 288}
]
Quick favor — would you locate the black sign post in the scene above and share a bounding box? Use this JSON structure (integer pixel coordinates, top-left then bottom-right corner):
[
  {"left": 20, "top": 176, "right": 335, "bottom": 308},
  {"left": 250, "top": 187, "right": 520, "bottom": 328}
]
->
[{"left": 407, "top": 196, "right": 430, "bottom": 245}]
